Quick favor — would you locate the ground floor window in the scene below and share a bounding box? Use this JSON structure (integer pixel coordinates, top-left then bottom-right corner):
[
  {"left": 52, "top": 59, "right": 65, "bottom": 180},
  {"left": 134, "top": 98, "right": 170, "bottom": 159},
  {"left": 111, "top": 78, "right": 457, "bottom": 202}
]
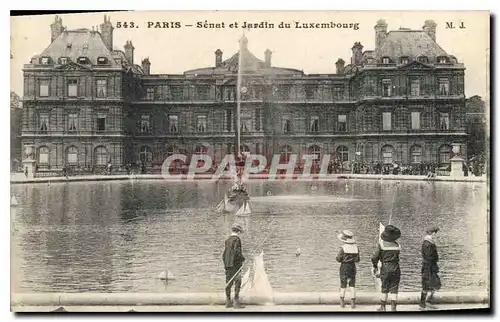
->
[
  {"left": 38, "top": 146, "right": 50, "bottom": 165},
  {"left": 308, "top": 145, "right": 321, "bottom": 161},
  {"left": 66, "top": 146, "right": 78, "bottom": 165},
  {"left": 280, "top": 145, "right": 293, "bottom": 162},
  {"left": 336, "top": 145, "right": 349, "bottom": 162},
  {"left": 410, "top": 145, "right": 422, "bottom": 163},
  {"left": 439, "top": 145, "right": 451, "bottom": 166},
  {"left": 381, "top": 145, "right": 394, "bottom": 164},
  {"left": 139, "top": 146, "right": 153, "bottom": 165},
  {"left": 95, "top": 146, "right": 108, "bottom": 166}
]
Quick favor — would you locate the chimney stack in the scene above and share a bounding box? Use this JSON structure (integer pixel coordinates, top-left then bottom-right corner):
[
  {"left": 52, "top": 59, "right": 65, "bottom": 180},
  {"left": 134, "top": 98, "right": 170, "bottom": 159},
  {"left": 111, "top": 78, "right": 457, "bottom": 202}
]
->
[
  {"left": 50, "top": 15, "right": 64, "bottom": 43},
  {"left": 335, "top": 58, "right": 345, "bottom": 74},
  {"left": 124, "top": 40, "right": 135, "bottom": 65},
  {"left": 351, "top": 42, "right": 364, "bottom": 66},
  {"left": 215, "top": 49, "right": 223, "bottom": 67},
  {"left": 141, "top": 58, "right": 151, "bottom": 75},
  {"left": 423, "top": 20, "right": 437, "bottom": 42},
  {"left": 374, "top": 19, "right": 388, "bottom": 52},
  {"left": 264, "top": 49, "right": 272, "bottom": 68},
  {"left": 100, "top": 15, "right": 114, "bottom": 51}
]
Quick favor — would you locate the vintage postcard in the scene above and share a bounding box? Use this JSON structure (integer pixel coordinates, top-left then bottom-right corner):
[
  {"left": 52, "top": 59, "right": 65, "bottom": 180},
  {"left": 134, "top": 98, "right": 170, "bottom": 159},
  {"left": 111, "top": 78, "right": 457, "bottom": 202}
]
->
[{"left": 10, "top": 10, "right": 490, "bottom": 313}]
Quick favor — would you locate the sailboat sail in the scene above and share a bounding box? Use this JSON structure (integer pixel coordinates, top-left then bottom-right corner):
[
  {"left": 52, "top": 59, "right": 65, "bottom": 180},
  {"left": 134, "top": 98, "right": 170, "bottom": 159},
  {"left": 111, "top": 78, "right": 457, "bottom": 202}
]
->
[
  {"left": 240, "top": 251, "right": 274, "bottom": 304},
  {"left": 235, "top": 201, "right": 252, "bottom": 215}
]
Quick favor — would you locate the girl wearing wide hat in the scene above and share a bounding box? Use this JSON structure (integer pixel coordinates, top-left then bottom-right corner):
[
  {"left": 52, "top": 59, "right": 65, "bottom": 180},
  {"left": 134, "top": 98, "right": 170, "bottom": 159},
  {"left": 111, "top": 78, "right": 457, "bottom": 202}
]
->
[
  {"left": 420, "top": 227, "right": 441, "bottom": 309},
  {"left": 371, "top": 225, "right": 402, "bottom": 312},
  {"left": 336, "top": 230, "right": 360, "bottom": 309}
]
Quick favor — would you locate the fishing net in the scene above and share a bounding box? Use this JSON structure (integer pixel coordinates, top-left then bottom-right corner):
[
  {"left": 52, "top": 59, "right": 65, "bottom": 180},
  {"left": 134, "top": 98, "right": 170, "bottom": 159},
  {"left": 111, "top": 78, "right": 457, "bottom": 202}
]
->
[{"left": 240, "top": 251, "right": 274, "bottom": 305}]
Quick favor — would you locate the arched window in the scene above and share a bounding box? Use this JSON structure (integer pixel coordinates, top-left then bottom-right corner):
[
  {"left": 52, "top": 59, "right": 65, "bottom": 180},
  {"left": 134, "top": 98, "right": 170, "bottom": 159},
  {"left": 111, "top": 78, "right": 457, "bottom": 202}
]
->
[
  {"left": 410, "top": 145, "right": 422, "bottom": 164},
  {"left": 381, "top": 145, "right": 394, "bottom": 164},
  {"left": 279, "top": 145, "right": 293, "bottom": 162},
  {"left": 66, "top": 146, "right": 78, "bottom": 165},
  {"left": 94, "top": 146, "right": 108, "bottom": 166},
  {"left": 439, "top": 145, "right": 452, "bottom": 166},
  {"left": 336, "top": 145, "right": 349, "bottom": 162},
  {"left": 38, "top": 146, "right": 50, "bottom": 165},
  {"left": 308, "top": 145, "right": 321, "bottom": 161},
  {"left": 139, "top": 146, "right": 153, "bottom": 165}
]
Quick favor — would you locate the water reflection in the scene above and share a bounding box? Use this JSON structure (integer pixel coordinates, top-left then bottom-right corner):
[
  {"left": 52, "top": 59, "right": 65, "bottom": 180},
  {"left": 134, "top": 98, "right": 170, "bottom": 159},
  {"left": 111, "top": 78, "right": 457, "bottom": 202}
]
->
[{"left": 11, "top": 180, "right": 488, "bottom": 293}]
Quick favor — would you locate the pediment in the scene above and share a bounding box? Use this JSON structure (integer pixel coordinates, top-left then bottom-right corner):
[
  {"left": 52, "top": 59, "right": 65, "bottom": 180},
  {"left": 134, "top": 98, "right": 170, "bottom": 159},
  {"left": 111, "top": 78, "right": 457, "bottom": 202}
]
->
[
  {"left": 57, "top": 62, "right": 91, "bottom": 71},
  {"left": 399, "top": 60, "right": 434, "bottom": 70}
]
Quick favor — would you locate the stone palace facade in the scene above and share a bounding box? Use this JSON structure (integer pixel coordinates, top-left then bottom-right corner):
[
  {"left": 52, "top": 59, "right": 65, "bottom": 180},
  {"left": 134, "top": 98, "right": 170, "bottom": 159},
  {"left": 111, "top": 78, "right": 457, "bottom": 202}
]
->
[{"left": 21, "top": 15, "right": 467, "bottom": 171}]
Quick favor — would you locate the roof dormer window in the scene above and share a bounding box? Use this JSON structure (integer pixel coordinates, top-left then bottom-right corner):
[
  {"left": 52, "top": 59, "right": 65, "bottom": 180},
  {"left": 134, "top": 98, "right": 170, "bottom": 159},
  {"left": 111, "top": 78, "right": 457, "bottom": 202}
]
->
[
  {"left": 400, "top": 56, "right": 409, "bottom": 64},
  {"left": 60, "top": 57, "right": 69, "bottom": 65},
  {"left": 77, "top": 57, "right": 88, "bottom": 64},
  {"left": 382, "top": 57, "right": 390, "bottom": 64},
  {"left": 437, "top": 56, "right": 448, "bottom": 64},
  {"left": 97, "top": 57, "right": 108, "bottom": 65},
  {"left": 40, "top": 57, "right": 50, "bottom": 65},
  {"left": 418, "top": 56, "right": 429, "bottom": 63}
]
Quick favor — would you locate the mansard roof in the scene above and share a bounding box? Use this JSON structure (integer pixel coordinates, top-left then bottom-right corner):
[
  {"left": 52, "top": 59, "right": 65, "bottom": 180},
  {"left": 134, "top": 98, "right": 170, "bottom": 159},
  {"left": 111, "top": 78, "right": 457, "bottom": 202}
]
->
[
  {"left": 376, "top": 30, "right": 448, "bottom": 61},
  {"left": 40, "top": 29, "right": 119, "bottom": 66}
]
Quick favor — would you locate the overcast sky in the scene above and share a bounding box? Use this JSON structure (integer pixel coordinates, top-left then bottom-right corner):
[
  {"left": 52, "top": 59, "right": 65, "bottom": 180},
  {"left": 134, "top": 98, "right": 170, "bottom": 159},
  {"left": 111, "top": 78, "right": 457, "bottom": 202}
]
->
[{"left": 11, "top": 11, "right": 489, "bottom": 99}]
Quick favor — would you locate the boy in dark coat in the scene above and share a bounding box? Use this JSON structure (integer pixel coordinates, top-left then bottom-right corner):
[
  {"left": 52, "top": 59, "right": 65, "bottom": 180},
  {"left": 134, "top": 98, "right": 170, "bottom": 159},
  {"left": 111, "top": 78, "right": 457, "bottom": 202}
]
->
[
  {"left": 222, "top": 223, "right": 246, "bottom": 308},
  {"left": 336, "top": 230, "right": 360, "bottom": 308},
  {"left": 371, "top": 225, "right": 402, "bottom": 312},
  {"left": 420, "top": 226, "right": 441, "bottom": 309}
]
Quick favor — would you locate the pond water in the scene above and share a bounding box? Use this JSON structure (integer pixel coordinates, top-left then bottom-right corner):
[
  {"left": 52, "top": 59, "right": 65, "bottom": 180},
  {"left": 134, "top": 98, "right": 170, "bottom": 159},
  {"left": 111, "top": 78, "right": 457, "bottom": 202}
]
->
[{"left": 11, "top": 179, "right": 488, "bottom": 293}]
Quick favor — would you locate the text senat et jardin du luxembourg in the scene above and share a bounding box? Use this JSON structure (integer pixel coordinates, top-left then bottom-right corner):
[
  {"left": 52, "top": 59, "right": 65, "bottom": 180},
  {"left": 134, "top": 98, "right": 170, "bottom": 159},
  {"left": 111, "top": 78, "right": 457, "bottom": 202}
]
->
[{"left": 115, "top": 20, "right": 360, "bottom": 30}]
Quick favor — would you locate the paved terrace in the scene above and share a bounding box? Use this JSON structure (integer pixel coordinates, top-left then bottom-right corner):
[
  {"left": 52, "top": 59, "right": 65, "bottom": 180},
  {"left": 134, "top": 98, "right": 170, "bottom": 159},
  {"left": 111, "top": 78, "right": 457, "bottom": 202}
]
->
[
  {"left": 10, "top": 172, "right": 487, "bottom": 184},
  {"left": 12, "top": 291, "right": 489, "bottom": 312}
]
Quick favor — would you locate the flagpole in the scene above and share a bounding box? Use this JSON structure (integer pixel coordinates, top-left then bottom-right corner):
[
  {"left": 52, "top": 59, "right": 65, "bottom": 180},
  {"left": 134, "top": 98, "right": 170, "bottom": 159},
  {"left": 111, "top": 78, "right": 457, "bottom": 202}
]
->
[{"left": 236, "top": 34, "right": 243, "bottom": 157}]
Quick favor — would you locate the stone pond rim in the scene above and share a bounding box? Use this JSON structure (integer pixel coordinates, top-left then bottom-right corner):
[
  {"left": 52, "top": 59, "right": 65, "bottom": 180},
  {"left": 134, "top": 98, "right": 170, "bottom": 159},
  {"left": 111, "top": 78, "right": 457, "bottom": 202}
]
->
[{"left": 12, "top": 291, "right": 489, "bottom": 306}]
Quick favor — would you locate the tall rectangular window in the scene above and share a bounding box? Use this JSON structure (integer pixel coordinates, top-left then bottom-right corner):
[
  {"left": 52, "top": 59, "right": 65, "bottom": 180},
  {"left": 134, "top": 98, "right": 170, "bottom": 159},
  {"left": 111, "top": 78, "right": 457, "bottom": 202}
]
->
[
  {"left": 39, "top": 80, "right": 49, "bottom": 97},
  {"left": 282, "top": 115, "right": 292, "bottom": 133},
  {"left": 255, "top": 108, "right": 261, "bottom": 131},
  {"left": 225, "top": 110, "right": 232, "bottom": 131},
  {"left": 240, "top": 112, "right": 251, "bottom": 132},
  {"left": 410, "top": 79, "right": 420, "bottom": 96},
  {"left": 438, "top": 78, "right": 449, "bottom": 95},
  {"left": 146, "top": 88, "right": 155, "bottom": 100},
  {"left": 141, "top": 115, "right": 151, "bottom": 133},
  {"left": 382, "top": 112, "right": 392, "bottom": 131},
  {"left": 310, "top": 116, "right": 319, "bottom": 132},
  {"left": 68, "top": 79, "right": 78, "bottom": 97},
  {"left": 68, "top": 113, "right": 78, "bottom": 131},
  {"left": 440, "top": 113, "right": 450, "bottom": 130},
  {"left": 197, "top": 115, "right": 207, "bottom": 132},
  {"left": 96, "top": 79, "right": 107, "bottom": 98},
  {"left": 382, "top": 80, "right": 392, "bottom": 97},
  {"left": 97, "top": 113, "right": 106, "bottom": 131},
  {"left": 411, "top": 111, "right": 420, "bottom": 130},
  {"left": 39, "top": 113, "right": 49, "bottom": 132},
  {"left": 169, "top": 115, "right": 178, "bottom": 133},
  {"left": 338, "top": 114, "right": 347, "bottom": 132}
]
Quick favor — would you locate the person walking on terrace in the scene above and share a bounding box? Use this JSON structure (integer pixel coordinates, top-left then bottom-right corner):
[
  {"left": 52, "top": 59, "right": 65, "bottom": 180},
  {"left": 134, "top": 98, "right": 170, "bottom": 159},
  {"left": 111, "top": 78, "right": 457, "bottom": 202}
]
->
[
  {"left": 223, "top": 223, "right": 246, "bottom": 309},
  {"left": 420, "top": 227, "right": 442, "bottom": 309},
  {"left": 336, "top": 230, "right": 360, "bottom": 309},
  {"left": 371, "top": 225, "right": 402, "bottom": 312}
]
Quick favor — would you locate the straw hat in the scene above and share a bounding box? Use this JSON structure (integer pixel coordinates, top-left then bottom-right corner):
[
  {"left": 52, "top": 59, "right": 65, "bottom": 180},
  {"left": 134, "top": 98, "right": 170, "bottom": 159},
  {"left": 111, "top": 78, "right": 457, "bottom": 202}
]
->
[
  {"left": 231, "top": 223, "right": 244, "bottom": 233},
  {"left": 337, "top": 230, "right": 356, "bottom": 244}
]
